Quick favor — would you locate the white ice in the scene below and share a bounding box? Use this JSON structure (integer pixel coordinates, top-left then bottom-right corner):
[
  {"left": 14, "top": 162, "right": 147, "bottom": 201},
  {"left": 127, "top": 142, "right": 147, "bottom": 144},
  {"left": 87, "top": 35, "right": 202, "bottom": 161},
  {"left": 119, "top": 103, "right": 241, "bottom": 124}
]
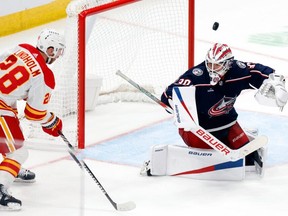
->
[{"left": 1, "top": 0, "right": 288, "bottom": 215}]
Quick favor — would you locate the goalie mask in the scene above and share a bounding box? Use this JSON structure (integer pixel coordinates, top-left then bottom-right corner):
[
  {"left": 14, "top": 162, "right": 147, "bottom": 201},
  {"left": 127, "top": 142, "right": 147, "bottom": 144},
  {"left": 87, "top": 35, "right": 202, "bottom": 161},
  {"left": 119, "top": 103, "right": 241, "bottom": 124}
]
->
[
  {"left": 205, "top": 43, "right": 234, "bottom": 85},
  {"left": 37, "top": 28, "right": 65, "bottom": 62}
]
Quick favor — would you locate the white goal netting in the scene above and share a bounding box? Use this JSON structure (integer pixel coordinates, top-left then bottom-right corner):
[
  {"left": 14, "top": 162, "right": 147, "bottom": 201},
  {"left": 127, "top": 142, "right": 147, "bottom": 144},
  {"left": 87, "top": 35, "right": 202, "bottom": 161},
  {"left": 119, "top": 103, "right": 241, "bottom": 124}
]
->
[{"left": 21, "top": 0, "right": 191, "bottom": 149}]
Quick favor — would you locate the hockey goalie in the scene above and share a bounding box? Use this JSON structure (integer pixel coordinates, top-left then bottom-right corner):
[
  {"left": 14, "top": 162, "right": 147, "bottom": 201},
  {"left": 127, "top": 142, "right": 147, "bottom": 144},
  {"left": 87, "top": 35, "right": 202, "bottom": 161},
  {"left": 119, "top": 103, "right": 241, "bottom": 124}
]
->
[{"left": 140, "top": 43, "right": 288, "bottom": 181}]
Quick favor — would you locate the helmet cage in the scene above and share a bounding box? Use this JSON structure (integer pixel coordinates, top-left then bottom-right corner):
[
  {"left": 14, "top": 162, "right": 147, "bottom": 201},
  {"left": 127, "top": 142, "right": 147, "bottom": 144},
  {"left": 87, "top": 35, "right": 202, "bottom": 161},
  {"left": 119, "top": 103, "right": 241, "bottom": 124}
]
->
[
  {"left": 205, "top": 43, "right": 234, "bottom": 85},
  {"left": 52, "top": 47, "right": 65, "bottom": 58}
]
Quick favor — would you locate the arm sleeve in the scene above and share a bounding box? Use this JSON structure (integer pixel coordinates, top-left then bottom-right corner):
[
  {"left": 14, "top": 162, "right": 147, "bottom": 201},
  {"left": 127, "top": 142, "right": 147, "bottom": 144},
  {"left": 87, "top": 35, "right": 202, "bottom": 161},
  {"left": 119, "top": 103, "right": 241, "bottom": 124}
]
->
[
  {"left": 24, "top": 77, "right": 53, "bottom": 124},
  {"left": 249, "top": 63, "right": 275, "bottom": 89},
  {"left": 161, "top": 87, "right": 173, "bottom": 108}
]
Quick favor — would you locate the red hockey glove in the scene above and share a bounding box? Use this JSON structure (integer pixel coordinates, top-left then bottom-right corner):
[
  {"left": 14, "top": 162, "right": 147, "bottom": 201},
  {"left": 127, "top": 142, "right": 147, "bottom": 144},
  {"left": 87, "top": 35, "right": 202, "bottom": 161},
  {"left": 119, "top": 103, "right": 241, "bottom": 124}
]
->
[{"left": 42, "top": 113, "right": 63, "bottom": 137}]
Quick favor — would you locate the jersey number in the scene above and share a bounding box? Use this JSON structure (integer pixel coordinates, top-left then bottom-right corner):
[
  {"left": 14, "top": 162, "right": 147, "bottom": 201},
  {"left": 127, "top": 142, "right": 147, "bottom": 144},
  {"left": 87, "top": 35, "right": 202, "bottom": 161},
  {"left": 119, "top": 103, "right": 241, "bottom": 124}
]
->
[
  {"left": 0, "top": 55, "right": 30, "bottom": 94},
  {"left": 178, "top": 78, "right": 191, "bottom": 86}
]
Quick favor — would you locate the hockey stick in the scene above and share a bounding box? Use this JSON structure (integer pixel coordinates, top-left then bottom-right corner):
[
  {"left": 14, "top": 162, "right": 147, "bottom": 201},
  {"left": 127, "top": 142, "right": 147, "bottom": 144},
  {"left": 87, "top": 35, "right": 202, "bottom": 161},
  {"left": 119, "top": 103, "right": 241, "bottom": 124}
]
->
[
  {"left": 58, "top": 131, "right": 136, "bottom": 211},
  {"left": 116, "top": 70, "right": 267, "bottom": 161},
  {"left": 115, "top": 70, "right": 173, "bottom": 113}
]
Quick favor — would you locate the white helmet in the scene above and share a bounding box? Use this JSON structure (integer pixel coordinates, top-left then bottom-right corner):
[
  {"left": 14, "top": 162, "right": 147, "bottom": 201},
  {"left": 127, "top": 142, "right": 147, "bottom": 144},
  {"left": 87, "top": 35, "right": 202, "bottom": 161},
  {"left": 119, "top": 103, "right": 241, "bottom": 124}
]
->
[
  {"left": 205, "top": 43, "right": 234, "bottom": 85},
  {"left": 36, "top": 28, "right": 65, "bottom": 59}
]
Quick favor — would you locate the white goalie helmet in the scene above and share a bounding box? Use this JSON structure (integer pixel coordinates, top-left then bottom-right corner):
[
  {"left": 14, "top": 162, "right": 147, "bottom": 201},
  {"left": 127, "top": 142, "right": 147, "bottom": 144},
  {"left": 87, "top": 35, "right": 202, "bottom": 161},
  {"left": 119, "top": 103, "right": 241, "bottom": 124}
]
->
[
  {"left": 36, "top": 28, "right": 65, "bottom": 59},
  {"left": 205, "top": 43, "right": 234, "bottom": 85}
]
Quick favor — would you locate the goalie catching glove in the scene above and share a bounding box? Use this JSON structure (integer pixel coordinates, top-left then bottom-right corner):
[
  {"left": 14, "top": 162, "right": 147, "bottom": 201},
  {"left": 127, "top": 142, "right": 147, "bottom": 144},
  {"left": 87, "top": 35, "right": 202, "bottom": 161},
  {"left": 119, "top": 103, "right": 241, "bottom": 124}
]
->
[
  {"left": 255, "top": 73, "right": 288, "bottom": 110},
  {"left": 41, "top": 112, "right": 63, "bottom": 137}
]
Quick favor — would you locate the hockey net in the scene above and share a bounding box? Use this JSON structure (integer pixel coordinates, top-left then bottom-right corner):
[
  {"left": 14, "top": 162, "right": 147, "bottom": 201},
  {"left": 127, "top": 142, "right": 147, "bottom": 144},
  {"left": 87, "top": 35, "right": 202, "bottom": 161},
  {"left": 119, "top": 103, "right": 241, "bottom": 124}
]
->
[{"left": 21, "top": 0, "right": 194, "bottom": 149}]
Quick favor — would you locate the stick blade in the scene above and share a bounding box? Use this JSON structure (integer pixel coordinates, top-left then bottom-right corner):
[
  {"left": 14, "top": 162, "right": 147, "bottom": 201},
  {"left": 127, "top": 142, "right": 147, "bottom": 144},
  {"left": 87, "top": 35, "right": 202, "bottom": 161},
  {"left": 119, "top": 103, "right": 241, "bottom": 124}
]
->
[
  {"left": 238, "top": 135, "right": 268, "bottom": 158},
  {"left": 116, "top": 201, "right": 136, "bottom": 211}
]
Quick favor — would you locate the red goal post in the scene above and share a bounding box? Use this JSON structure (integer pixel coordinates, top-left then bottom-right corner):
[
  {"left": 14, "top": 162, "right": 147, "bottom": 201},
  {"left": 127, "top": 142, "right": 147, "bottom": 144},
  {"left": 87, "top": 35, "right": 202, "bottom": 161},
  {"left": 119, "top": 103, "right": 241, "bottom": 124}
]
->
[
  {"left": 76, "top": 0, "right": 195, "bottom": 149},
  {"left": 23, "top": 0, "right": 195, "bottom": 149}
]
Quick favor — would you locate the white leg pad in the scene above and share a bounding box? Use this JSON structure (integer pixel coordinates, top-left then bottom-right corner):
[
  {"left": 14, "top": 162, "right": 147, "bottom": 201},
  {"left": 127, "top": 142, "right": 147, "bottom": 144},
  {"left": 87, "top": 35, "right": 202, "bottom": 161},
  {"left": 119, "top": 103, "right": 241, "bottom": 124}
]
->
[
  {"left": 150, "top": 145, "right": 168, "bottom": 176},
  {"left": 149, "top": 144, "right": 245, "bottom": 180}
]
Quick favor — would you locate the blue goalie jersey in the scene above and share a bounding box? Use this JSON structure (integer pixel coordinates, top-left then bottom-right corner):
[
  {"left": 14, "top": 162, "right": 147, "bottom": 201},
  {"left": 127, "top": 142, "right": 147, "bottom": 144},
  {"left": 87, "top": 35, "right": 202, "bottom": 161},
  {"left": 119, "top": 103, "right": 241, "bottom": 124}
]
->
[{"left": 161, "top": 60, "right": 274, "bottom": 131}]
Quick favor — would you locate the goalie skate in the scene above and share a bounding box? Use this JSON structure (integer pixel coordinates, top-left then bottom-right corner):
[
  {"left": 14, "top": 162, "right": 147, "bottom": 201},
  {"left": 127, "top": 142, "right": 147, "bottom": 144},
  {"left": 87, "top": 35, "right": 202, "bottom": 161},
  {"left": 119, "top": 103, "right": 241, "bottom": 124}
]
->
[
  {"left": 0, "top": 184, "right": 21, "bottom": 211},
  {"left": 254, "top": 147, "right": 266, "bottom": 177},
  {"left": 15, "top": 168, "right": 36, "bottom": 183},
  {"left": 245, "top": 146, "right": 266, "bottom": 177},
  {"left": 140, "top": 160, "right": 152, "bottom": 176}
]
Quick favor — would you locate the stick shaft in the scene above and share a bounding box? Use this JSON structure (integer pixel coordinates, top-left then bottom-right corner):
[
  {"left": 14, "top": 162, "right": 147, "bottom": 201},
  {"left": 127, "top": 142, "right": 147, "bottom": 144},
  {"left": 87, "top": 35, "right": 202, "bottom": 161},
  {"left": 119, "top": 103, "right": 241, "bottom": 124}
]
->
[
  {"left": 59, "top": 131, "right": 118, "bottom": 210},
  {"left": 116, "top": 70, "right": 172, "bottom": 113}
]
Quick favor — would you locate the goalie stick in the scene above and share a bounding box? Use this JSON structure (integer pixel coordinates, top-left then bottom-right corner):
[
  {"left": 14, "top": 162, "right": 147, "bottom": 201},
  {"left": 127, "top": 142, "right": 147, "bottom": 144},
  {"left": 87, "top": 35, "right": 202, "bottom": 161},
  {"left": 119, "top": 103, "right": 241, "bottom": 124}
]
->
[
  {"left": 116, "top": 70, "right": 267, "bottom": 161},
  {"left": 58, "top": 131, "right": 136, "bottom": 211}
]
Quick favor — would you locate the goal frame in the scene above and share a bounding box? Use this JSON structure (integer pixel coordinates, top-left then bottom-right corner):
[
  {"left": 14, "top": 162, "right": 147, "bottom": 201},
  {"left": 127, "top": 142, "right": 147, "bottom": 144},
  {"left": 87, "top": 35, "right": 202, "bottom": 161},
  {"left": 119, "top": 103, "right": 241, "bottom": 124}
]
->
[{"left": 76, "top": 0, "right": 195, "bottom": 149}]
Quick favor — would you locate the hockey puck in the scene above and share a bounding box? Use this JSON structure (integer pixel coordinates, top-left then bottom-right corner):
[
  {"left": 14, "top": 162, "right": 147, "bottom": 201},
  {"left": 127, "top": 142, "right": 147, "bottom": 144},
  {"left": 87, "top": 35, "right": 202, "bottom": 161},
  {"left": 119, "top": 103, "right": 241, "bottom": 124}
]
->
[{"left": 212, "top": 22, "right": 219, "bottom": 31}]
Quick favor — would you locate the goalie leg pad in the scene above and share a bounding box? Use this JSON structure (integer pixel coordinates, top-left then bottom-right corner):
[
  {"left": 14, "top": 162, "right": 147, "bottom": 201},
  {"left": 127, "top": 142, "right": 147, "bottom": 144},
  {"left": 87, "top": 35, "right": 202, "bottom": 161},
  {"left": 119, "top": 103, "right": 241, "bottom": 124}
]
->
[
  {"left": 150, "top": 145, "right": 168, "bottom": 176},
  {"left": 146, "top": 144, "right": 245, "bottom": 180}
]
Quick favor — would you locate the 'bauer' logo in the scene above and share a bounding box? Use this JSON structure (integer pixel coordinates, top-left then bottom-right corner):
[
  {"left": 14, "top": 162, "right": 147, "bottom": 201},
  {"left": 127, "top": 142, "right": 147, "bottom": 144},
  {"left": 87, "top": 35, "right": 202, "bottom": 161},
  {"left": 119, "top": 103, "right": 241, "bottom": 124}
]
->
[{"left": 196, "top": 129, "right": 230, "bottom": 155}]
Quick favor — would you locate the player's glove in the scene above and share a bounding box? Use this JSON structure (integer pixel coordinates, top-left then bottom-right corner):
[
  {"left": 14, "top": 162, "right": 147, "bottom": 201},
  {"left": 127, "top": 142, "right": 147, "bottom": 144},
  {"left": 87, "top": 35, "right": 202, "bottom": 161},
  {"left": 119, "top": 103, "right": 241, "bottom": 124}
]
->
[
  {"left": 41, "top": 112, "right": 63, "bottom": 137},
  {"left": 255, "top": 74, "right": 288, "bottom": 110},
  {"left": 165, "top": 99, "right": 174, "bottom": 114}
]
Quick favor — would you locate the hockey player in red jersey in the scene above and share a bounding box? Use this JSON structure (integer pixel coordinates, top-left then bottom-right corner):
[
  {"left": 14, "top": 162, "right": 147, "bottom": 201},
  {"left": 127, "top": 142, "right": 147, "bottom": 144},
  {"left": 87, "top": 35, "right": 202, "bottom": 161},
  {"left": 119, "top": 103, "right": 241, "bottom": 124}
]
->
[
  {"left": 141, "top": 43, "right": 288, "bottom": 179},
  {"left": 0, "top": 28, "right": 65, "bottom": 210}
]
